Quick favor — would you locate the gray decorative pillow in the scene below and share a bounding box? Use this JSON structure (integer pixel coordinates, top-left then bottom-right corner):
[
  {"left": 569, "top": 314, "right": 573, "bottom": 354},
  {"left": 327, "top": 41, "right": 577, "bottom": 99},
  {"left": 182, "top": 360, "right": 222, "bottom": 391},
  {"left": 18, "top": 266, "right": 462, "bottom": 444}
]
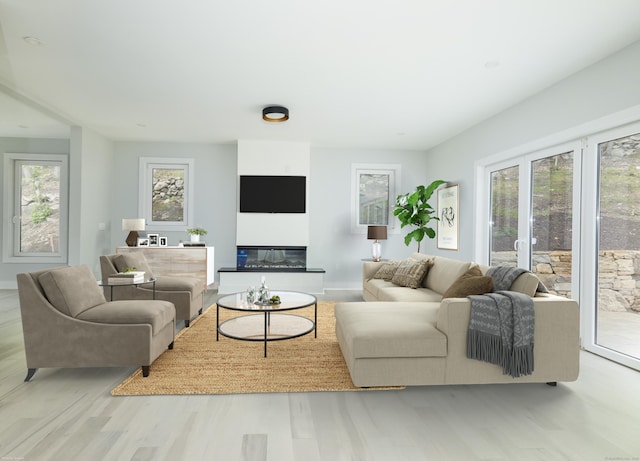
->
[
  {"left": 442, "top": 265, "right": 494, "bottom": 298},
  {"left": 391, "top": 258, "right": 433, "bottom": 289},
  {"left": 372, "top": 260, "right": 400, "bottom": 281},
  {"left": 112, "top": 253, "right": 154, "bottom": 278}
]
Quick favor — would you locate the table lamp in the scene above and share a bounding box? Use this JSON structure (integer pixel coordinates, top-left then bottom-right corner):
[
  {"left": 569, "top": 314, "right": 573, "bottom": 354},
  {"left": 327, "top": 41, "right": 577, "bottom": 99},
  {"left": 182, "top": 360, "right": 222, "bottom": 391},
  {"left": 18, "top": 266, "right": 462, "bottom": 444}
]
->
[
  {"left": 367, "top": 225, "right": 387, "bottom": 262},
  {"left": 122, "top": 218, "right": 146, "bottom": 247}
]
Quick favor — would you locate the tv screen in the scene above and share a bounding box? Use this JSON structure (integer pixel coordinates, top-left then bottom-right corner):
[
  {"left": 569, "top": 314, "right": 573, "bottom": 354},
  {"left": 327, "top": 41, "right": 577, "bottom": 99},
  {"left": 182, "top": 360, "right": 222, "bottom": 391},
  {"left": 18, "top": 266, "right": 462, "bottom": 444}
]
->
[{"left": 239, "top": 175, "right": 306, "bottom": 213}]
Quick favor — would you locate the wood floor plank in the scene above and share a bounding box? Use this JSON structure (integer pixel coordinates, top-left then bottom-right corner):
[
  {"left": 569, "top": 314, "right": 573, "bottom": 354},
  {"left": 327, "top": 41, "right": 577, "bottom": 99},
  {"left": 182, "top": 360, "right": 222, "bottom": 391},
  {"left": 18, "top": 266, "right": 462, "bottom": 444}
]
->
[{"left": 0, "top": 289, "right": 639, "bottom": 461}]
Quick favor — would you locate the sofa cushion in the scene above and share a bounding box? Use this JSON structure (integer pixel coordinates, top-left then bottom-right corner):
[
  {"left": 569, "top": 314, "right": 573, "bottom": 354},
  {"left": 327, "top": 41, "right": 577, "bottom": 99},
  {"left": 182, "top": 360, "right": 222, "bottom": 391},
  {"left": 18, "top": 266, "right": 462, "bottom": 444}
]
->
[
  {"left": 334, "top": 302, "right": 446, "bottom": 358},
  {"left": 391, "top": 258, "right": 433, "bottom": 289},
  {"left": 76, "top": 300, "right": 175, "bottom": 335},
  {"left": 38, "top": 265, "right": 107, "bottom": 317},
  {"left": 377, "top": 287, "right": 442, "bottom": 302},
  {"left": 424, "top": 256, "right": 472, "bottom": 295},
  {"left": 510, "top": 272, "right": 541, "bottom": 297},
  {"left": 372, "top": 260, "right": 401, "bottom": 281},
  {"left": 112, "top": 253, "right": 154, "bottom": 279},
  {"left": 442, "top": 266, "right": 494, "bottom": 298},
  {"left": 364, "top": 278, "right": 395, "bottom": 299}
]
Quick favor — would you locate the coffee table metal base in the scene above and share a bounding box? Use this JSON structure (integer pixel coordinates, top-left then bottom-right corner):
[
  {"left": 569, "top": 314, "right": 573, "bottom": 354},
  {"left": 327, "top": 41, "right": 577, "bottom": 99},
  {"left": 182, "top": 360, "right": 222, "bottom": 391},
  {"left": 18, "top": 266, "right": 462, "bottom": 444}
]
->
[
  {"left": 216, "top": 290, "right": 318, "bottom": 357},
  {"left": 218, "top": 313, "right": 315, "bottom": 357}
]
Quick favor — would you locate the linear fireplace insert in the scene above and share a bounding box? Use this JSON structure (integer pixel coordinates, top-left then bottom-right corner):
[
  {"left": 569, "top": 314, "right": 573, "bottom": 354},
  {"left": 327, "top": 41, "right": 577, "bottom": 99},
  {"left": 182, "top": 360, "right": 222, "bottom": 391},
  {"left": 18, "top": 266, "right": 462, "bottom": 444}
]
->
[{"left": 236, "top": 246, "right": 307, "bottom": 271}]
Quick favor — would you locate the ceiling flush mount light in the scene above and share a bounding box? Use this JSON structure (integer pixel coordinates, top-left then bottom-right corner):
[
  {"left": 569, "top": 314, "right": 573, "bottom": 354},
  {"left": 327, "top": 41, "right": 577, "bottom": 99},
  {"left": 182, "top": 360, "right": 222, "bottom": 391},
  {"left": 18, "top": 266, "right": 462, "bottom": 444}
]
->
[{"left": 262, "top": 105, "right": 289, "bottom": 123}]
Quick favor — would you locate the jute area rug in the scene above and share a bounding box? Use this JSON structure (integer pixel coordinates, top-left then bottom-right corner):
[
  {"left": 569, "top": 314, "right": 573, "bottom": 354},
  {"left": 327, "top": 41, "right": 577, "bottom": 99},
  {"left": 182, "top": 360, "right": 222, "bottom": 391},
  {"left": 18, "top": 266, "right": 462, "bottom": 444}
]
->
[{"left": 112, "top": 302, "right": 402, "bottom": 396}]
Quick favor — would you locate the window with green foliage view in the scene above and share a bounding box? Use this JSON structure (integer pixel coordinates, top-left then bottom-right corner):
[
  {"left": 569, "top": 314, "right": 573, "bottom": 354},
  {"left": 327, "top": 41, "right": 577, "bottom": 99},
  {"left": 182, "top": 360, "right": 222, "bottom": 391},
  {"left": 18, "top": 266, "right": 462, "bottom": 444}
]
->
[{"left": 3, "top": 153, "right": 68, "bottom": 263}]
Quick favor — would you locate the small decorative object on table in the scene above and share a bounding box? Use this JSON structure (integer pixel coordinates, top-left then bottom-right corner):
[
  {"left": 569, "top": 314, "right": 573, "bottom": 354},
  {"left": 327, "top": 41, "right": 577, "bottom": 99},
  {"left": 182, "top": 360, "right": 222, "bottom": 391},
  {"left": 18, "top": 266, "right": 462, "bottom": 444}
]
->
[
  {"left": 246, "top": 286, "right": 255, "bottom": 304},
  {"left": 257, "top": 277, "right": 270, "bottom": 304},
  {"left": 268, "top": 295, "right": 281, "bottom": 305}
]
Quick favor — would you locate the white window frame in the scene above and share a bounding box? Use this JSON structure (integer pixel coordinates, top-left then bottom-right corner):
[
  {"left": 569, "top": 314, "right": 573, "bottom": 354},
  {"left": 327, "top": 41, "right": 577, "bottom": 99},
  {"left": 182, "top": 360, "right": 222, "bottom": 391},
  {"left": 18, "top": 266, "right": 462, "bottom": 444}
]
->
[
  {"left": 139, "top": 157, "right": 194, "bottom": 232},
  {"left": 581, "top": 121, "right": 640, "bottom": 372},
  {"left": 350, "top": 163, "right": 401, "bottom": 234},
  {"left": 3, "top": 153, "right": 69, "bottom": 263}
]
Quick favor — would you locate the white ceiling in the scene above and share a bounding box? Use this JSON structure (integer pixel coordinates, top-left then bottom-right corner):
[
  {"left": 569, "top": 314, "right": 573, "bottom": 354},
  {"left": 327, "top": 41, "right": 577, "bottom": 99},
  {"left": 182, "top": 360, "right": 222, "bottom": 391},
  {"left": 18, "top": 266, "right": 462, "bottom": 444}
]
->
[{"left": 2, "top": 0, "right": 640, "bottom": 150}]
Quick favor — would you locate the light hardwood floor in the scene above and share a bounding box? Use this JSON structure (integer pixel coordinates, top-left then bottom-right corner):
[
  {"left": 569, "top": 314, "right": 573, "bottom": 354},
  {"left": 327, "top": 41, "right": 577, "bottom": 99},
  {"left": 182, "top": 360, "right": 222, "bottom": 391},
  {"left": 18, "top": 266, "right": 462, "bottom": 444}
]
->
[{"left": 1, "top": 288, "right": 639, "bottom": 461}]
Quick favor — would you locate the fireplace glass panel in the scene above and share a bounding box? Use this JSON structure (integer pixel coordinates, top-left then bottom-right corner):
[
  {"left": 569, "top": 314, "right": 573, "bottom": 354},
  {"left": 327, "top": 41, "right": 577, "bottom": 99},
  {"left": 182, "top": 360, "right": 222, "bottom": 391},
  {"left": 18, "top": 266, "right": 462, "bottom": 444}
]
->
[{"left": 237, "top": 246, "right": 307, "bottom": 271}]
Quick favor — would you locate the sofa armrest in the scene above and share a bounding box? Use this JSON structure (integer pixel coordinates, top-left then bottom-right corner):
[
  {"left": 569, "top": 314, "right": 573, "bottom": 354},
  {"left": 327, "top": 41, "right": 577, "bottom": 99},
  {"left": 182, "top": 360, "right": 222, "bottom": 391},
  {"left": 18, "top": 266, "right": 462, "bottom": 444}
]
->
[
  {"left": 436, "top": 295, "right": 579, "bottom": 336},
  {"left": 363, "top": 261, "right": 384, "bottom": 281},
  {"left": 436, "top": 295, "right": 580, "bottom": 382}
]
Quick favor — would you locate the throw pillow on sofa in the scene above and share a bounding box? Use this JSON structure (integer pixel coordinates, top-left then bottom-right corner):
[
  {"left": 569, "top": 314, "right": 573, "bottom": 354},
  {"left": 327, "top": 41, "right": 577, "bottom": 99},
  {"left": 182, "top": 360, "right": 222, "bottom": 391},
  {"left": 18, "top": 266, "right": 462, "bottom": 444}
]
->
[
  {"left": 391, "top": 258, "right": 433, "bottom": 289},
  {"left": 442, "top": 265, "right": 494, "bottom": 298},
  {"left": 372, "top": 260, "right": 400, "bottom": 281}
]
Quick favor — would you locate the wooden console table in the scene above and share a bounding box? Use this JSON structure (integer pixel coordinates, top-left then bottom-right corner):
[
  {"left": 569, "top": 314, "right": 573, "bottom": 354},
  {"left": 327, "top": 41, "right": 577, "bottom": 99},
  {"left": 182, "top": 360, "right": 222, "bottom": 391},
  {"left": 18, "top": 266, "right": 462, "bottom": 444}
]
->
[{"left": 116, "top": 246, "right": 215, "bottom": 288}]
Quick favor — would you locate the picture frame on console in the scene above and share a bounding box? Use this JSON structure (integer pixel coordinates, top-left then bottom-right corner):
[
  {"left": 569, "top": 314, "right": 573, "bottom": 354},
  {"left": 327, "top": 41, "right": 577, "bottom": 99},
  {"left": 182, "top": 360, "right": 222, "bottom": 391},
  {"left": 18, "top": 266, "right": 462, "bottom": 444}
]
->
[
  {"left": 148, "top": 233, "right": 159, "bottom": 246},
  {"left": 137, "top": 237, "right": 150, "bottom": 247},
  {"left": 437, "top": 184, "right": 459, "bottom": 250},
  {"left": 159, "top": 236, "right": 168, "bottom": 247}
]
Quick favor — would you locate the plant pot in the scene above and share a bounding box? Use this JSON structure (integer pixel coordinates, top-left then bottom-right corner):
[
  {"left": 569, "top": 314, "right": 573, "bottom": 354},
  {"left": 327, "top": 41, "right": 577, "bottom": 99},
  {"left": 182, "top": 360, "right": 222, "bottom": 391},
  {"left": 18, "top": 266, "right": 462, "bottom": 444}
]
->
[{"left": 190, "top": 234, "right": 200, "bottom": 243}]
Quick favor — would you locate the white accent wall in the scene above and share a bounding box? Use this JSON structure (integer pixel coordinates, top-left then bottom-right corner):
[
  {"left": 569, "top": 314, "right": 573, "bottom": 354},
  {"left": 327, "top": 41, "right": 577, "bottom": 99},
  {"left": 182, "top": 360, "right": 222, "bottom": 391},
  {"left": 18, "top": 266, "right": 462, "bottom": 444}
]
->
[{"left": 236, "top": 140, "right": 310, "bottom": 247}]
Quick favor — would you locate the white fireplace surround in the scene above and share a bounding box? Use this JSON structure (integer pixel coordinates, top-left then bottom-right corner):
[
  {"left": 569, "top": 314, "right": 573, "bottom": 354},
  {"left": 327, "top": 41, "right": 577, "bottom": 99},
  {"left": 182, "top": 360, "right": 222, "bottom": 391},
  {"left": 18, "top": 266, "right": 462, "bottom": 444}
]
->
[{"left": 236, "top": 140, "right": 310, "bottom": 247}]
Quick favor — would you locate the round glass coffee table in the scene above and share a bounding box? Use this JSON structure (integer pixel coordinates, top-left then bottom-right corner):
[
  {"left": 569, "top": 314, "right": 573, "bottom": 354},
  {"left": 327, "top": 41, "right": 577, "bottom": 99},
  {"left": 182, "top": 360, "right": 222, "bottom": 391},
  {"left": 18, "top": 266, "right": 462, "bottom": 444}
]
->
[{"left": 216, "top": 290, "right": 317, "bottom": 357}]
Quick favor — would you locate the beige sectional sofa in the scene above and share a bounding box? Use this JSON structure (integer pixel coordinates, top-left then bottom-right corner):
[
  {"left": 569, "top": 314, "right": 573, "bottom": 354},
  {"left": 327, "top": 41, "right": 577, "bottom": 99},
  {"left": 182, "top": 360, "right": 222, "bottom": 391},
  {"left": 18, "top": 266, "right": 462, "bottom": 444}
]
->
[{"left": 335, "top": 253, "right": 580, "bottom": 387}]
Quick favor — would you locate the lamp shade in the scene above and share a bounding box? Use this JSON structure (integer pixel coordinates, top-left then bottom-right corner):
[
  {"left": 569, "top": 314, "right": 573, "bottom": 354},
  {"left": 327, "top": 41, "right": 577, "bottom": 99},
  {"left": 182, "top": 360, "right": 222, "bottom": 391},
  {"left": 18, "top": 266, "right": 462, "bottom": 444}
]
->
[
  {"left": 122, "top": 218, "right": 145, "bottom": 231},
  {"left": 367, "top": 225, "right": 387, "bottom": 240}
]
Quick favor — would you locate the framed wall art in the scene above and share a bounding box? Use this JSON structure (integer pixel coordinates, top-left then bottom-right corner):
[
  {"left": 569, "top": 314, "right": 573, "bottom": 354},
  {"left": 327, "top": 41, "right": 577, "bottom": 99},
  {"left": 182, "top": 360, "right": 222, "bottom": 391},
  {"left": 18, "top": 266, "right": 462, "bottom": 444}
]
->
[{"left": 437, "top": 184, "right": 459, "bottom": 250}]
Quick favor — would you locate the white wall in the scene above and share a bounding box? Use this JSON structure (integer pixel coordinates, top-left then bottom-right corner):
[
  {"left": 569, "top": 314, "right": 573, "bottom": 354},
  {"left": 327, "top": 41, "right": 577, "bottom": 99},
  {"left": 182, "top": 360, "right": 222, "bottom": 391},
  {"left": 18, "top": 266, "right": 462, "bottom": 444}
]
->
[
  {"left": 68, "top": 127, "right": 115, "bottom": 277},
  {"left": 423, "top": 39, "right": 640, "bottom": 263},
  {"left": 236, "top": 140, "right": 310, "bottom": 246},
  {"left": 108, "top": 141, "right": 429, "bottom": 289},
  {"left": 111, "top": 141, "right": 238, "bottom": 283},
  {"left": 310, "top": 147, "right": 429, "bottom": 289}
]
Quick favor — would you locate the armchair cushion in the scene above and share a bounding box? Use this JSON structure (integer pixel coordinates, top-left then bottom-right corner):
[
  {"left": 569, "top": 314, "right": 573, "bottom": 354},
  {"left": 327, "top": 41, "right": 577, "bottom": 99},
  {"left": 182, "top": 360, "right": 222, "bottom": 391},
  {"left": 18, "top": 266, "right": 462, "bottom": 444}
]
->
[
  {"left": 38, "top": 265, "right": 106, "bottom": 317},
  {"left": 112, "top": 253, "right": 154, "bottom": 278},
  {"left": 76, "top": 300, "right": 175, "bottom": 335},
  {"left": 155, "top": 275, "right": 203, "bottom": 296}
]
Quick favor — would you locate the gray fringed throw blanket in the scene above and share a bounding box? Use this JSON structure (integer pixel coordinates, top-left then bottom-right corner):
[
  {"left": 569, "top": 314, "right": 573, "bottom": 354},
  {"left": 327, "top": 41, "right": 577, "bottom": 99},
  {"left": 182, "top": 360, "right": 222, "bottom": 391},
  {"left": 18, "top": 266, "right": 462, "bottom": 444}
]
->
[
  {"left": 486, "top": 266, "right": 548, "bottom": 293},
  {"left": 467, "top": 291, "right": 535, "bottom": 377},
  {"left": 467, "top": 266, "right": 540, "bottom": 377}
]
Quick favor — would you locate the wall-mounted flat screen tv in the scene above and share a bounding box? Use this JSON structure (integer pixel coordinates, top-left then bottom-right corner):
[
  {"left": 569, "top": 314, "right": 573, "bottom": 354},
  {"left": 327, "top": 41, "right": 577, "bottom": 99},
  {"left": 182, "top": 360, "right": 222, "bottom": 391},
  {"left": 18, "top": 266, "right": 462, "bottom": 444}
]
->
[{"left": 239, "top": 175, "right": 306, "bottom": 213}]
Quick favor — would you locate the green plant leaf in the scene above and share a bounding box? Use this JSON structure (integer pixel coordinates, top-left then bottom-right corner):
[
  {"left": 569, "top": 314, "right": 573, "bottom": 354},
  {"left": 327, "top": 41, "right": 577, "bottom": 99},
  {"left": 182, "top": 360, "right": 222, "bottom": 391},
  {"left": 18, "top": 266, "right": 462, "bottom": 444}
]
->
[{"left": 392, "top": 179, "right": 446, "bottom": 252}]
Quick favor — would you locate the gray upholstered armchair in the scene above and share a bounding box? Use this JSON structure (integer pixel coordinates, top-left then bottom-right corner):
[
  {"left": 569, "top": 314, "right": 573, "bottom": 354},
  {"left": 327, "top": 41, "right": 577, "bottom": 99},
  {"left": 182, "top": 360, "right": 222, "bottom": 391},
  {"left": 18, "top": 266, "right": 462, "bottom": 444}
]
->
[
  {"left": 100, "top": 253, "right": 205, "bottom": 327},
  {"left": 17, "top": 265, "right": 175, "bottom": 381}
]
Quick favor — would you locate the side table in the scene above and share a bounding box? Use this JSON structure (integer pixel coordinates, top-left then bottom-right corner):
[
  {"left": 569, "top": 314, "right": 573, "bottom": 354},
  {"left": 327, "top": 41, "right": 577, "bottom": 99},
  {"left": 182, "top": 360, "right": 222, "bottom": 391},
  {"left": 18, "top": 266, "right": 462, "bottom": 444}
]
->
[{"left": 98, "top": 278, "right": 157, "bottom": 301}]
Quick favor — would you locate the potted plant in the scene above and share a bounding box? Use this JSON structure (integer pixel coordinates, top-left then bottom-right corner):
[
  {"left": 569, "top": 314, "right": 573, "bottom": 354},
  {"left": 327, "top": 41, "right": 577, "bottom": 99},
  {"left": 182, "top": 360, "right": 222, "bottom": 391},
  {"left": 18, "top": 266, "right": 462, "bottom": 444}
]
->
[
  {"left": 186, "top": 227, "right": 207, "bottom": 243},
  {"left": 393, "top": 180, "right": 446, "bottom": 252}
]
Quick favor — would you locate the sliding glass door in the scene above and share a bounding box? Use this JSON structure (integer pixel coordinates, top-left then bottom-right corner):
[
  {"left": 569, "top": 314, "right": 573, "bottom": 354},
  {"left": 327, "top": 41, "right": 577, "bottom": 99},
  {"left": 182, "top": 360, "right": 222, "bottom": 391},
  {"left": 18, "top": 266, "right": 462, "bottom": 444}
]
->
[
  {"left": 482, "top": 123, "right": 640, "bottom": 371},
  {"left": 490, "top": 165, "right": 519, "bottom": 267},
  {"left": 582, "top": 125, "right": 640, "bottom": 367},
  {"left": 488, "top": 144, "right": 579, "bottom": 297}
]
